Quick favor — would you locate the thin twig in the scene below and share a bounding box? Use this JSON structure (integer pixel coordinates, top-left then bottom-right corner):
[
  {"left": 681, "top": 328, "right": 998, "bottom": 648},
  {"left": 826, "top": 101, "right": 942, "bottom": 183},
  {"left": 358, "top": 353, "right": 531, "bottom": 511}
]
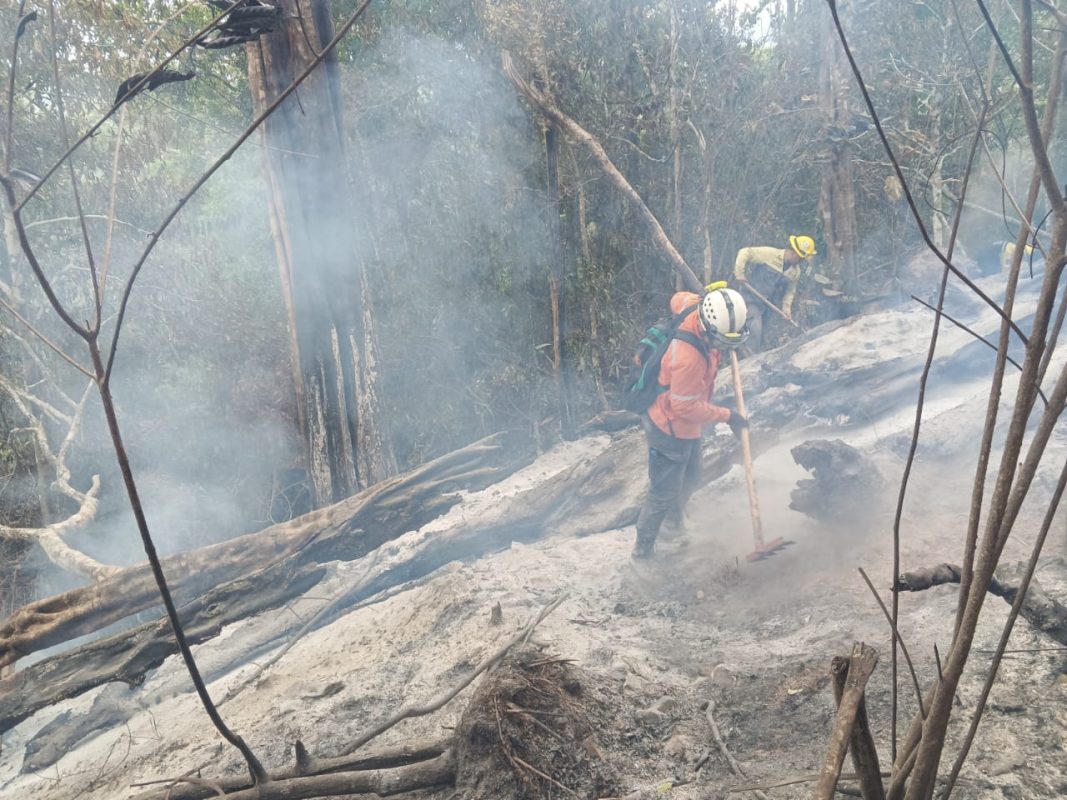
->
[
  {"left": 301, "top": 593, "right": 568, "bottom": 774},
  {"left": 908, "top": 296, "right": 1048, "bottom": 407},
  {"left": 101, "top": 1, "right": 198, "bottom": 294},
  {"left": 47, "top": 0, "right": 100, "bottom": 330},
  {"left": 513, "top": 754, "right": 578, "bottom": 797},
  {"left": 13, "top": 1, "right": 245, "bottom": 214},
  {"left": 857, "top": 568, "right": 925, "bottom": 718},
  {"left": 0, "top": 295, "right": 93, "bottom": 377},
  {"left": 24, "top": 215, "right": 150, "bottom": 234},
  {"left": 824, "top": 0, "right": 1029, "bottom": 346},
  {"left": 705, "top": 700, "right": 770, "bottom": 800},
  {"left": 4, "top": 0, "right": 29, "bottom": 172}
]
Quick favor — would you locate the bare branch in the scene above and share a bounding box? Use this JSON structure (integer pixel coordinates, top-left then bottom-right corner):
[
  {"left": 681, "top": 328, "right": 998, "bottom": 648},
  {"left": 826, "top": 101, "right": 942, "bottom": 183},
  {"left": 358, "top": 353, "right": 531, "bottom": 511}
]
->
[
  {"left": 12, "top": 2, "right": 245, "bottom": 215},
  {"left": 824, "top": 0, "right": 1029, "bottom": 346},
  {"left": 0, "top": 294, "right": 93, "bottom": 377},
  {"left": 101, "top": 1, "right": 198, "bottom": 294},
  {"left": 24, "top": 215, "right": 150, "bottom": 235},
  {"left": 0, "top": 371, "right": 72, "bottom": 427},
  {"left": 46, "top": 0, "right": 100, "bottom": 329}
]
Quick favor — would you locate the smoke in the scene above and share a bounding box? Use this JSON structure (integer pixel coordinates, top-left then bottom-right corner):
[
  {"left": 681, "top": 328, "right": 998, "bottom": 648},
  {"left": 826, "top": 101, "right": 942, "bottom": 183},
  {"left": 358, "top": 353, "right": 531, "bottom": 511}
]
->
[{"left": 342, "top": 28, "right": 555, "bottom": 463}]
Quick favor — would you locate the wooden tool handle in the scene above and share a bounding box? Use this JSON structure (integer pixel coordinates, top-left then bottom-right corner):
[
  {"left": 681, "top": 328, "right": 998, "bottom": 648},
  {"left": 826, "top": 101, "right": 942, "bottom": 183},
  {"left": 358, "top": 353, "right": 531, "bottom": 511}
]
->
[{"left": 729, "top": 350, "right": 764, "bottom": 549}]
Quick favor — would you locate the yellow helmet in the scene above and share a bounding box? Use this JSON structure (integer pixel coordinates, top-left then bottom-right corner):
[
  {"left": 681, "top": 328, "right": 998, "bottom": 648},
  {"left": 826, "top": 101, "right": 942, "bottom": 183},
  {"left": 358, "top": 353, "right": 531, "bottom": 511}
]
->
[{"left": 789, "top": 234, "right": 817, "bottom": 259}]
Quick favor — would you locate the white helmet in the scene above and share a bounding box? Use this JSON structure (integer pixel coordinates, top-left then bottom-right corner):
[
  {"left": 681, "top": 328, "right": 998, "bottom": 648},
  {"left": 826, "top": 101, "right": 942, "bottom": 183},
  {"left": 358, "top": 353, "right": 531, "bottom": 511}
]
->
[{"left": 700, "top": 287, "right": 749, "bottom": 347}]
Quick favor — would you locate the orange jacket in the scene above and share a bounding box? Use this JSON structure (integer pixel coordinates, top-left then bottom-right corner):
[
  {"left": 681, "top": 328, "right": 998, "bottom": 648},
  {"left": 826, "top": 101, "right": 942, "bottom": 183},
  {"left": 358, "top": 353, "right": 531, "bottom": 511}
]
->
[{"left": 647, "top": 292, "right": 731, "bottom": 440}]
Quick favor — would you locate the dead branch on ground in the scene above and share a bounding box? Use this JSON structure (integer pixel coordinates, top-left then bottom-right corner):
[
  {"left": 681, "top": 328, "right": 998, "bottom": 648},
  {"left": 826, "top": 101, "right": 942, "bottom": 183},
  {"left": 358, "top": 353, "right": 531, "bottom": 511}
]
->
[
  {"left": 895, "top": 562, "right": 1067, "bottom": 648},
  {"left": 704, "top": 700, "right": 770, "bottom": 800}
]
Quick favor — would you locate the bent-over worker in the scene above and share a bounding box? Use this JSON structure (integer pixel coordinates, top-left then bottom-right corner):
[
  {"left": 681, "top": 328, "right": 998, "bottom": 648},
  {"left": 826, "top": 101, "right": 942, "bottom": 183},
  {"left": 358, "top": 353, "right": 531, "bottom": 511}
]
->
[{"left": 733, "top": 234, "right": 816, "bottom": 354}]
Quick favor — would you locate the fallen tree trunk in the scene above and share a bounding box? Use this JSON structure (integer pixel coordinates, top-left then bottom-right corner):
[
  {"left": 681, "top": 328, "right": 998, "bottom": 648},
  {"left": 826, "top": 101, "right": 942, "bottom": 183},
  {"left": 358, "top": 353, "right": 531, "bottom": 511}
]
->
[
  {"left": 0, "top": 432, "right": 528, "bottom": 669},
  {"left": 895, "top": 561, "right": 1067, "bottom": 647},
  {"left": 4, "top": 427, "right": 753, "bottom": 738},
  {"left": 0, "top": 561, "right": 326, "bottom": 733}
]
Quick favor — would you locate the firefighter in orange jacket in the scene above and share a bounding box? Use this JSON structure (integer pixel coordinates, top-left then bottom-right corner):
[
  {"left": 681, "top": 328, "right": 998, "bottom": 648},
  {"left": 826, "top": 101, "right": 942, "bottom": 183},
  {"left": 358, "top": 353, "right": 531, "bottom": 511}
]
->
[{"left": 634, "top": 287, "right": 751, "bottom": 560}]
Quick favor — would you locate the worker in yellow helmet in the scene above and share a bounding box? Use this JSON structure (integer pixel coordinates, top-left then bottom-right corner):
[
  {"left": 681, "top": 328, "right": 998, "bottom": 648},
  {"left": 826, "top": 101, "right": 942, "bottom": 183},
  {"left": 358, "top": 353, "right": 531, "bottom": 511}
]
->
[{"left": 733, "top": 235, "right": 816, "bottom": 354}]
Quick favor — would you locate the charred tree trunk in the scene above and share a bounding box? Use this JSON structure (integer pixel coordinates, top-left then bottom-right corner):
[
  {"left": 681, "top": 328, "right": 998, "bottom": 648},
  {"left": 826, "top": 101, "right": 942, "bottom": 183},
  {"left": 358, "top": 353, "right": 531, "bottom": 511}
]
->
[
  {"left": 817, "top": 6, "right": 859, "bottom": 293},
  {"left": 246, "top": 0, "right": 395, "bottom": 505}
]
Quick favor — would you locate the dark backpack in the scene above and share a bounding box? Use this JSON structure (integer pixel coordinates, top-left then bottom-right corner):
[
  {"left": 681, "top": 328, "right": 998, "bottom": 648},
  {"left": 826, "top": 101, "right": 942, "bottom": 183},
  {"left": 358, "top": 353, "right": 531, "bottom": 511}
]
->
[{"left": 621, "top": 304, "right": 708, "bottom": 414}]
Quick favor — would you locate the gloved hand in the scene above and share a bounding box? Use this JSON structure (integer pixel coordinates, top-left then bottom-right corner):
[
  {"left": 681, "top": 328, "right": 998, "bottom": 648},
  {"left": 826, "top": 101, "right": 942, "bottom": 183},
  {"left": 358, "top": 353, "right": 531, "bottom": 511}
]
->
[{"left": 716, "top": 401, "right": 749, "bottom": 436}]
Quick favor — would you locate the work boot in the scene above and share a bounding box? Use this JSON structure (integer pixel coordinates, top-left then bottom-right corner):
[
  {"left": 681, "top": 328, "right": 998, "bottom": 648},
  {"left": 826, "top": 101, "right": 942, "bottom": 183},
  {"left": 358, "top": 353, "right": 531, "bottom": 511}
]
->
[
  {"left": 661, "top": 514, "right": 690, "bottom": 548},
  {"left": 631, "top": 539, "right": 655, "bottom": 560}
]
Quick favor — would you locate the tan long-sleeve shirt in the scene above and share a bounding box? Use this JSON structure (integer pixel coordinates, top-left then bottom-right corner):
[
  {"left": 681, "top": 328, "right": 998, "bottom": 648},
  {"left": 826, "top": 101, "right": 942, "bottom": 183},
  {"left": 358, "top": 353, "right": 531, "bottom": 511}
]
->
[{"left": 733, "top": 246, "right": 802, "bottom": 315}]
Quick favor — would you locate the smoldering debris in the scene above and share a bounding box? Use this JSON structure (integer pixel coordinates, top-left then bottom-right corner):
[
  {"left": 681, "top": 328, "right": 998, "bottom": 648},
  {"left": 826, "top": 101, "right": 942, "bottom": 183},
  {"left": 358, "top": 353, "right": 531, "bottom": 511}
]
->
[
  {"left": 788, "top": 439, "right": 884, "bottom": 526},
  {"left": 197, "top": 0, "right": 281, "bottom": 49}
]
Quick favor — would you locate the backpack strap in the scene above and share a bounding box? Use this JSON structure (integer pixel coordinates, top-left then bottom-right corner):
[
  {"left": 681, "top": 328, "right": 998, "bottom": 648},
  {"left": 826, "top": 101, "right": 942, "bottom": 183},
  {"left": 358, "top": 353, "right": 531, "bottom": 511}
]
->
[{"left": 674, "top": 330, "right": 710, "bottom": 360}]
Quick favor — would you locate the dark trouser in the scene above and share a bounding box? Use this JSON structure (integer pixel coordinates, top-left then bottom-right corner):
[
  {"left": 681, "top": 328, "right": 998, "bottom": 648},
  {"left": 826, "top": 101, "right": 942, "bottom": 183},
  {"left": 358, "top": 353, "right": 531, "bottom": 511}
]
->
[{"left": 635, "top": 419, "right": 703, "bottom": 549}]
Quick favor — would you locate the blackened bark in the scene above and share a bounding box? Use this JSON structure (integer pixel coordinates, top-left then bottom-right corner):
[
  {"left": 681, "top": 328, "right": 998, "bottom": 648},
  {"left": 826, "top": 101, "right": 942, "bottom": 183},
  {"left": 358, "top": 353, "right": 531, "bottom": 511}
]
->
[{"left": 247, "top": 0, "right": 395, "bottom": 505}]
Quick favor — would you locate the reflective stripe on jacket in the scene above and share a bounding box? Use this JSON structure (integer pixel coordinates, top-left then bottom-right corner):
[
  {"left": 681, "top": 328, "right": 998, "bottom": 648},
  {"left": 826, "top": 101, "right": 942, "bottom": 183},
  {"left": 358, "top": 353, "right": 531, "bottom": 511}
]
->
[{"left": 647, "top": 292, "right": 731, "bottom": 440}]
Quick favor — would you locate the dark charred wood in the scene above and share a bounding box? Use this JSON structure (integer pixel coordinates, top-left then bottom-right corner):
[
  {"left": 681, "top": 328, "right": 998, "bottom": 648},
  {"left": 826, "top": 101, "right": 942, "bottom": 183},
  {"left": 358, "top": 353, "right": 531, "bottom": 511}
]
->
[
  {"left": 114, "top": 70, "right": 195, "bottom": 106},
  {"left": 789, "top": 439, "right": 884, "bottom": 525},
  {"left": 816, "top": 643, "right": 878, "bottom": 800},
  {"left": 15, "top": 10, "right": 36, "bottom": 40},
  {"left": 219, "top": 5, "right": 280, "bottom": 34},
  {"left": 1, "top": 561, "right": 325, "bottom": 735},
  {"left": 831, "top": 656, "right": 886, "bottom": 800},
  {"left": 896, "top": 561, "right": 1067, "bottom": 647},
  {"left": 196, "top": 32, "right": 259, "bottom": 49}
]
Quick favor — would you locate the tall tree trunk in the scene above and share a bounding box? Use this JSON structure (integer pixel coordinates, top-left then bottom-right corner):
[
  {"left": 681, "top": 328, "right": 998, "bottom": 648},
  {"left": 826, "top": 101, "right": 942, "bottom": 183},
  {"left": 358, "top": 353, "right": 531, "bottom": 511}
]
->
[
  {"left": 668, "top": 0, "right": 684, "bottom": 291},
  {"left": 246, "top": 1, "right": 395, "bottom": 505},
  {"left": 574, "top": 172, "right": 609, "bottom": 411},
  {"left": 817, "top": 5, "right": 859, "bottom": 293},
  {"left": 545, "top": 122, "right": 575, "bottom": 438}
]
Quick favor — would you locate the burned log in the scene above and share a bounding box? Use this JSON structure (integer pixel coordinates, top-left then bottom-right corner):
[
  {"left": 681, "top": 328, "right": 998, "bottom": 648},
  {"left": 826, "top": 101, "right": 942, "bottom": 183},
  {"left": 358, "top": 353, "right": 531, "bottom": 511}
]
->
[
  {"left": 789, "top": 439, "right": 884, "bottom": 525},
  {"left": 0, "top": 432, "right": 530, "bottom": 670},
  {"left": 896, "top": 561, "right": 1067, "bottom": 647},
  {"left": 3, "top": 425, "right": 750, "bottom": 740},
  {"left": 0, "top": 560, "right": 325, "bottom": 734}
]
